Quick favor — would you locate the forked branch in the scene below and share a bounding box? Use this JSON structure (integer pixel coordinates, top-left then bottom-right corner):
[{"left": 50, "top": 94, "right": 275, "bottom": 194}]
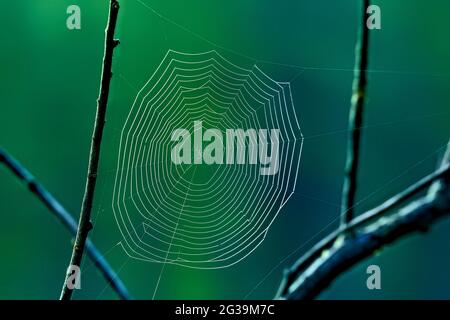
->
[
  {"left": 276, "top": 0, "right": 450, "bottom": 299},
  {"left": 277, "top": 141, "right": 450, "bottom": 299}
]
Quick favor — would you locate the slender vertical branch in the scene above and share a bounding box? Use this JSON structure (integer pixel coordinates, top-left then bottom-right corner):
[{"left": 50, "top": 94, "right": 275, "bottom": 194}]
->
[
  {"left": 0, "top": 148, "right": 131, "bottom": 299},
  {"left": 60, "top": 0, "right": 120, "bottom": 300},
  {"left": 341, "top": 0, "right": 371, "bottom": 227}
]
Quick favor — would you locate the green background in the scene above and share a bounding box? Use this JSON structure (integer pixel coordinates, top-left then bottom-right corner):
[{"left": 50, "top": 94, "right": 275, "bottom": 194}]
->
[{"left": 0, "top": 0, "right": 449, "bottom": 299}]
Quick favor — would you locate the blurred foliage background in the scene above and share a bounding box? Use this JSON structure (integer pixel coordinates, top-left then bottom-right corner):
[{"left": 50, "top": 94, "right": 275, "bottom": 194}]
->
[{"left": 0, "top": 0, "right": 449, "bottom": 299}]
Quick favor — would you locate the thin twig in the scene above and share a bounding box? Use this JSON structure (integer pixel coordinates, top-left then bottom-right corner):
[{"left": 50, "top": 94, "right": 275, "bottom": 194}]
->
[
  {"left": 277, "top": 140, "right": 450, "bottom": 300},
  {"left": 341, "top": 0, "right": 370, "bottom": 227},
  {"left": 0, "top": 148, "right": 131, "bottom": 300},
  {"left": 60, "top": 0, "right": 120, "bottom": 300}
]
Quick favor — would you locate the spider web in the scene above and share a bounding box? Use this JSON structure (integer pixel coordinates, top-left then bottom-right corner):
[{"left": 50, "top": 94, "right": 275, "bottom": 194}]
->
[{"left": 112, "top": 50, "right": 303, "bottom": 269}]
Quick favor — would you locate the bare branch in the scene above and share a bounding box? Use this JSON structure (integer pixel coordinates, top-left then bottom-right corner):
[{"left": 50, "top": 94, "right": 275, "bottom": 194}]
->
[
  {"left": 60, "top": 0, "right": 120, "bottom": 300},
  {"left": 341, "top": 0, "right": 371, "bottom": 226},
  {"left": 276, "top": 161, "right": 450, "bottom": 298},
  {"left": 276, "top": 0, "right": 449, "bottom": 299},
  {"left": 282, "top": 194, "right": 449, "bottom": 300},
  {"left": 277, "top": 141, "right": 450, "bottom": 300},
  {"left": 0, "top": 148, "right": 131, "bottom": 300}
]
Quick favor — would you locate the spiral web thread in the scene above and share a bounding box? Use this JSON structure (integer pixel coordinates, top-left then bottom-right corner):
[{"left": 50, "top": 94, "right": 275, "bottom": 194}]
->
[{"left": 112, "top": 50, "right": 303, "bottom": 269}]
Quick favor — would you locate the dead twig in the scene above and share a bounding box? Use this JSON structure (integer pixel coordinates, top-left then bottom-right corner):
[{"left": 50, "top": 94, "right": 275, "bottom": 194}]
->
[{"left": 60, "top": 0, "right": 120, "bottom": 300}]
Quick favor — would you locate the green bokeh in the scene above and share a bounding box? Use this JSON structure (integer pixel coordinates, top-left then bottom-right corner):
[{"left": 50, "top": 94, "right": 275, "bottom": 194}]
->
[{"left": 0, "top": 0, "right": 449, "bottom": 299}]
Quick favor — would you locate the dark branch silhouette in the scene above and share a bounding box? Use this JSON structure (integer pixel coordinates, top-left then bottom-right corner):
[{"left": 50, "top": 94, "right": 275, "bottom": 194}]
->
[
  {"left": 276, "top": 160, "right": 450, "bottom": 298},
  {"left": 0, "top": 148, "right": 131, "bottom": 300},
  {"left": 277, "top": 144, "right": 450, "bottom": 299},
  {"left": 341, "top": 0, "right": 370, "bottom": 226},
  {"left": 276, "top": 0, "right": 450, "bottom": 299},
  {"left": 60, "top": 0, "right": 120, "bottom": 300}
]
